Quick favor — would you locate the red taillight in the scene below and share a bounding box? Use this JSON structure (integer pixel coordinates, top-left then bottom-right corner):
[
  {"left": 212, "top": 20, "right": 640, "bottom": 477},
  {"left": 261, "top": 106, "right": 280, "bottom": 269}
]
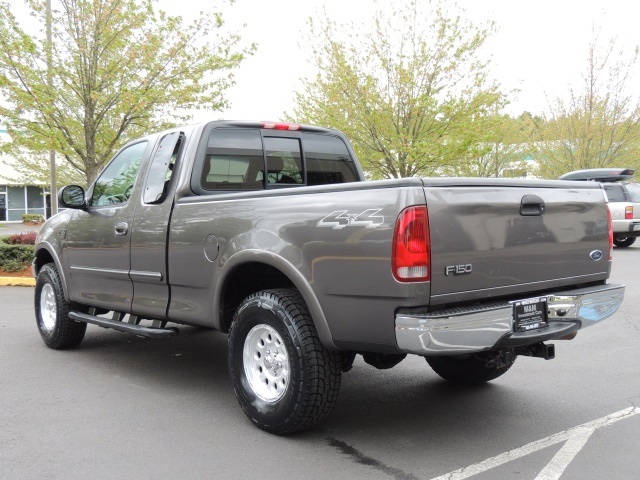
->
[
  {"left": 392, "top": 206, "right": 430, "bottom": 282},
  {"left": 625, "top": 206, "right": 633, "bottom": 220},
  {"left": 261, "top": 121, "right": 301, "bottom": 131},
  {"left": 607, "top": 206, "right": 613, "bottom": 259}
]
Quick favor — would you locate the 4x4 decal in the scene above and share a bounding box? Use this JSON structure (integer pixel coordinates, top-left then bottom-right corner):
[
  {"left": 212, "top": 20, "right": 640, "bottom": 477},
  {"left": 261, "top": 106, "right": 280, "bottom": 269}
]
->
[{"left": 317, "top": 209, "right": 384, "bottom": 229}]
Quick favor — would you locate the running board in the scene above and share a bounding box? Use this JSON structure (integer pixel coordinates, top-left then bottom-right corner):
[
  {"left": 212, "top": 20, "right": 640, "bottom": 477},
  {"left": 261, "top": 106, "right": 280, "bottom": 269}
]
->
[{"left": 69, "top": 311, "right": 179, "bottom": 338}]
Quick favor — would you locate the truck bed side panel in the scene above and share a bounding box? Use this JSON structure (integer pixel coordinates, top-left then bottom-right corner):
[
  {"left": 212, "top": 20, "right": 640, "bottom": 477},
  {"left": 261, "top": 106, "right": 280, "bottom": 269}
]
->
[{"left": 168, "top": 182, "right": 428, "bottom": 349}]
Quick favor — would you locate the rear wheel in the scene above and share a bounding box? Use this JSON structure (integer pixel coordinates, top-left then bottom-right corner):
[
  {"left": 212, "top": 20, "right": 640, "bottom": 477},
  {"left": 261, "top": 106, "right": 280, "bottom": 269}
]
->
[
  {"left": 35, "top": 263, "right": 86, "bottom": 349},
  {"left": 614, "top": 236, "right": 636, "bottom": 248},
  {"left": 426, "top": 350, "right": 516, "bottom": 386},
  {"left": 228, "top": 288, "right": 342, "bottom": 434}
]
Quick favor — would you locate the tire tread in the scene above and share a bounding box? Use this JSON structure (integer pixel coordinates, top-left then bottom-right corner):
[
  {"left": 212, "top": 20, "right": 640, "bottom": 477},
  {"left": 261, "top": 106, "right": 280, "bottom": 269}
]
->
[
  {"left": 229, "top": 288, "right": 341, "bottom": 434},
  {"left": 35, "top": 263, "right": 86, "bottom": 349}
]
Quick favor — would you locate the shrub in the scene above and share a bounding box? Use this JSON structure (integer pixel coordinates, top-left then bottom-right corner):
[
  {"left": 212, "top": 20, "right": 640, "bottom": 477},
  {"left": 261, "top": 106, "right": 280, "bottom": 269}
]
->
[
  {"left": 22, "top": 214, "right": 44, "bottom": 224},
  {"left": 2, "top": 260, "right": 27, "bottom": 272},
  {"left": 9, "top": 231, "right": 37, "bottom": 245},
  {"left": 0, "top": 244, "right": 35, "bottom": 271}
]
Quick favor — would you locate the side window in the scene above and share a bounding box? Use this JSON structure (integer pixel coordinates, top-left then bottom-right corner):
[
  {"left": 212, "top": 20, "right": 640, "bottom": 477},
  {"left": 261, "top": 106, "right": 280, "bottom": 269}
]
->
[
  {"left": 302, "top": 134, "right": 359, "bottom": 186},
  {"left": 264, "top": 137, "right": 303, "bottom": 185},
  {"left": 144, "top": 132, "right": 182, "bottom": 204},
  {"left": 201, "top": 129, "right": 264, "bottom": 191},
  {"left": 91, "top": 141, "right": 147, "bottom": 206},
  {"left": 624, "top": 184, "right": 640, "bottom": 202},
  {"left": 603, "top": 184, "right": 627, "bottom": 203}
]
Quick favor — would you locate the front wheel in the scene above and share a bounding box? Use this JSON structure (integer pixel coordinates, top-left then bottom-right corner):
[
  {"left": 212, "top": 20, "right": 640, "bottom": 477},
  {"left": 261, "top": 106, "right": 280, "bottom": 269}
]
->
[
  {"left": 228, "top": 288, "right": 342, "bottom": 434},
  {"left": 426, "top": 349, "right": 516, "bottom": 386},
  {"left": 34, "top": 263, "right": 86, "bottom": 349},
  {"left": 614, "top": 236, "right": 636, "bottom": 248}
]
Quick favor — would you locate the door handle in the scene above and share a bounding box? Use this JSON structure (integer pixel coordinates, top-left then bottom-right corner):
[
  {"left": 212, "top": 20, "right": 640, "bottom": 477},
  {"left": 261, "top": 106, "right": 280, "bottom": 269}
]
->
[
  {"left": 520, "top": 195, "right": 545, "bottom": 216},
  {"left": 114, "top": 222, "right": 129, "bottom": 236}
]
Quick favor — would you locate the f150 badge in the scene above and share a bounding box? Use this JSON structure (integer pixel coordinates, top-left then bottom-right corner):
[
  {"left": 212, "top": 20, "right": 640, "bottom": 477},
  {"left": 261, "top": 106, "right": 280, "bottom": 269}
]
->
[
  {"left": 445, "top": 264, "right": 473, "bottom": 276},
  {"left": 318, "top": 209, "right": 384, "bottom": 229}
]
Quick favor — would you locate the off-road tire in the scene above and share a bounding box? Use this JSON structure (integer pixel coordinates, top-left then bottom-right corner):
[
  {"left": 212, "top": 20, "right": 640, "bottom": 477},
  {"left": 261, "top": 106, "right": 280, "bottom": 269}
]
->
[
  {"left": 228, "top": 288, "right": 342, "bottom": 434},
  {"left": 35, "top": 263, "right": 87, "bottom": 349},
  {"left": 614, "top": 236, "right": 636, "bottom": 248},
  {"left": 426, "top": 350, "right": 516, "bottom": 386}
]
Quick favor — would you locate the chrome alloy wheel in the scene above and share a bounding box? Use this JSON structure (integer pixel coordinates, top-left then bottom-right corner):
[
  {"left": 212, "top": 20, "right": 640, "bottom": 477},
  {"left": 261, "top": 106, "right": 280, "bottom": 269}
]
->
[
  {"left": 39, "top": 283, "right": 57, "bottom": 333},
  {"left": 243, "top": 324, "right": 290, "bottom": 402}
]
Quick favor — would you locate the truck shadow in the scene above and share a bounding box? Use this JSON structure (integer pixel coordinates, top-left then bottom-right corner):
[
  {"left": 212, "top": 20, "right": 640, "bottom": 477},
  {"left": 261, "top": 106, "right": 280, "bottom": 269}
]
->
[{"left": 65, "top": 326, "right": 564, "bottom": 449}]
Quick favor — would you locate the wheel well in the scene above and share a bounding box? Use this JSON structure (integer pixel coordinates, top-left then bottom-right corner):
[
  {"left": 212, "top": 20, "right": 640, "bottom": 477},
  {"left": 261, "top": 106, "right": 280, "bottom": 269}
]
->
[
  {"left": 33, "top": 248, "right": 54, "bottom": 275},
  {"left": 220, "top": 262, "right": 294, "bottom": 332}
]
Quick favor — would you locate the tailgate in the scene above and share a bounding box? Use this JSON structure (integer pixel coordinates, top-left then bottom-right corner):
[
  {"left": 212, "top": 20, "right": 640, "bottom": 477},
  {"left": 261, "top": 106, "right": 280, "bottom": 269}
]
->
[{"left": 423, "top": 179, "right": 610, "bottom": 304}]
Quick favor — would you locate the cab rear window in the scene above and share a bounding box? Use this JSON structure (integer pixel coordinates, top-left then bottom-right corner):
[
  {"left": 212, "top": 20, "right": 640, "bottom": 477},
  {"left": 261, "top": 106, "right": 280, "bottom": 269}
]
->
[
  {"left": 303, "top": 134, "right": 359, "bottom": 186},
  {"left": 201, "top": 129, "right": 264, "bottom": 191},
  {"left": 199, "top": 128, "right": 359, "bottom": 192}
]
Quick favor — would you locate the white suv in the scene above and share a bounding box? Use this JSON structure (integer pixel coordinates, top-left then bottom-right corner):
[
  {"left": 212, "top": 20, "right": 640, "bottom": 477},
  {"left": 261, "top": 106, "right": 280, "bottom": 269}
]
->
[{"left": 560, "top": 168, "right": 639, "bottom": 248}]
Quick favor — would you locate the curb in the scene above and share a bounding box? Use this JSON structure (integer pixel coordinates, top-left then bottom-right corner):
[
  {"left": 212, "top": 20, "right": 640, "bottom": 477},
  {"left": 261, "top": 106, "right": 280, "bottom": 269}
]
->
[{"left": 0, "top": 277, "right": 35, "bottom": 287}]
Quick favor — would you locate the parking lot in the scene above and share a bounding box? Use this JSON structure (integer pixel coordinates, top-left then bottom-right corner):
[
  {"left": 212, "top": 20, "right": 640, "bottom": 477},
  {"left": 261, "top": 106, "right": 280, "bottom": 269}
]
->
[{"left": 1, "top": 245, "right": 639, "bottom": 480}]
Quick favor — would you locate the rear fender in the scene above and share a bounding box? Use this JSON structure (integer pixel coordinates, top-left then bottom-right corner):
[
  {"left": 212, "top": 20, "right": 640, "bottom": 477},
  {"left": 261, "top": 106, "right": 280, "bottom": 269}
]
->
[{"left": 215, "top": 249, "right": 336, "bottom": 349}]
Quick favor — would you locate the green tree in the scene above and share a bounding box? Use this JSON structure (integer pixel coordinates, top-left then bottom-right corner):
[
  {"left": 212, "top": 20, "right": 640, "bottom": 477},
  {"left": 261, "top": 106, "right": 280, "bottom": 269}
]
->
[
  {"left": 290, "top": 0, "right": 507, "bottom": 179},
  {"left": 448, "top": 112, "right": 541, "bottom": 178},
  {"left": 0, "top": 0, "right": 253, "bottom": 186},
  {"left": 536, "top": 32, "right": 640, "bottom": 178}
]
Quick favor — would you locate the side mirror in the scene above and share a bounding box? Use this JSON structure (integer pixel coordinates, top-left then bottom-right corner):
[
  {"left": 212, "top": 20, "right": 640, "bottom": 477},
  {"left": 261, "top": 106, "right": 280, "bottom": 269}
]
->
[{"left": 58, "top": 185, "right": 87, "bottom": 209}]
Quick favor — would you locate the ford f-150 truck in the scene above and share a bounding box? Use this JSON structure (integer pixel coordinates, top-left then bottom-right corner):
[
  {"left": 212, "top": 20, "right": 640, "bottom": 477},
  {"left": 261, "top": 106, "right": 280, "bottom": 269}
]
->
[{"left": 33, "top": 120, "right": 625, "bottom": 434}]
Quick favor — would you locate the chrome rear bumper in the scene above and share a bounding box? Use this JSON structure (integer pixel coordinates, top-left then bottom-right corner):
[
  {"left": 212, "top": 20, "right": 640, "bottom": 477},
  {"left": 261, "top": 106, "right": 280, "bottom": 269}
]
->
[{"left": 395, "top": 283, "right": 625, "bottom": 356}]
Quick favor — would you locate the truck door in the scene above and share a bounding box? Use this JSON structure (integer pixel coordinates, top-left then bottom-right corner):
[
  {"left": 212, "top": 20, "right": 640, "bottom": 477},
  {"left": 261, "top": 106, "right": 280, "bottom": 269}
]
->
[
  {"left": 64, "top": 141, "right": 149, "bottom": 312},
  {"left": 129, "top": 131, "right": 184, "bottom": 319}
]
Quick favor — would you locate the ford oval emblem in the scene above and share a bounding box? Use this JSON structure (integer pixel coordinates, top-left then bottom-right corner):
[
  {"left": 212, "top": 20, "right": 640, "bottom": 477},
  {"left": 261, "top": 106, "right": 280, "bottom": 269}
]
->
[{"left": 589, "top": 250, "right": 603, "bottom": 261}]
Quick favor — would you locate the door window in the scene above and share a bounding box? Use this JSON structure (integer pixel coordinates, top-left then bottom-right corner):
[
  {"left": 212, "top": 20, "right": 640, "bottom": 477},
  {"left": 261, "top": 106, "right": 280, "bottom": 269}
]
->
[{"left": 91, "top": 142, "right": 147, "bottom": 206}]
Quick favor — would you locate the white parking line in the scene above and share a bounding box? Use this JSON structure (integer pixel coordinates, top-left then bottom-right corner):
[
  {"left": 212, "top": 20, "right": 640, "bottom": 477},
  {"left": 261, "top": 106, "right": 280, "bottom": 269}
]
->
[
  {"left": 430, "top": 407, "right": 640, "bottom": 480},
  {"left": 534, "top": 427, "right": 594, "bottom": 480}
]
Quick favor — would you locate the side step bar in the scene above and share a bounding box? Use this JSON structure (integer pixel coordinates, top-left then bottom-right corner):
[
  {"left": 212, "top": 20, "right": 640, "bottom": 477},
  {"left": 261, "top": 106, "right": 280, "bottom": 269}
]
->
[{"left": 69, "top": 311, "right": 179, "bottom": 338}]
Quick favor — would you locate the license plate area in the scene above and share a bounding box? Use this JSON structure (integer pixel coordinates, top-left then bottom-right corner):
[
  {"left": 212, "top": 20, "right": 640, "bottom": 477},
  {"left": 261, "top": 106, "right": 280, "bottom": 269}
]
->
[{"left": 512, "top": 297, "right": 549, "bottom": 332}]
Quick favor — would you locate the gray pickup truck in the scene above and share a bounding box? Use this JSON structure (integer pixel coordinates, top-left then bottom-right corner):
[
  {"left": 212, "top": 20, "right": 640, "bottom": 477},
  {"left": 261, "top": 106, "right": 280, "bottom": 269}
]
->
[{"left": 33, "top": 120, "right": 625, "bottom": 434}]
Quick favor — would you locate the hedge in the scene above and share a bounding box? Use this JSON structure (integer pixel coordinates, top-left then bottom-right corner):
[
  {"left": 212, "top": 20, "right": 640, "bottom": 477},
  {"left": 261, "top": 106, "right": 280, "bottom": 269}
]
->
[
  {"left": 0, "top": 244, "right": 35, "bottom": 272},
  {"left": 22, "top": 214, "right": 44, "bottom": 224}
]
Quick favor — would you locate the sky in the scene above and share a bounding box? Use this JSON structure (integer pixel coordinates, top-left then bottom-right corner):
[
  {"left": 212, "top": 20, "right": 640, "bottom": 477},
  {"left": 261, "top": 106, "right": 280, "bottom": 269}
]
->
[
  {"left": 10, "top": 0, "right": 640, "bottom": 122},
  {"left": 198, "top": 0, "right": 640, "bottom": 122}
]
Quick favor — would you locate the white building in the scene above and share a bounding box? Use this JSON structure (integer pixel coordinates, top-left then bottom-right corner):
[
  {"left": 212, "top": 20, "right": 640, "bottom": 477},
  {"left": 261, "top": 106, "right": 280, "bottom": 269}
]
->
[{"left": 0, "top": 129, "right": 51, "bottom": 222}]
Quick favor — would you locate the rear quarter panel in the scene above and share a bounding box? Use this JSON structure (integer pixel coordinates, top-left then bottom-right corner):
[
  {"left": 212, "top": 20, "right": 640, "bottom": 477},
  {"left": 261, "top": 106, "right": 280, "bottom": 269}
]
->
[{"left": 168, "top": 180, "right": 429, "bottom": 350}]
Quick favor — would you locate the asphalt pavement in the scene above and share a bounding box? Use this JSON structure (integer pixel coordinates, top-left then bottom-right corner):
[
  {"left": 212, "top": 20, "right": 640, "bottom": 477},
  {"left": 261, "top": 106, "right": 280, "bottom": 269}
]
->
[{"left": 1, "top": 245, "right": 638, "bottom": 480}]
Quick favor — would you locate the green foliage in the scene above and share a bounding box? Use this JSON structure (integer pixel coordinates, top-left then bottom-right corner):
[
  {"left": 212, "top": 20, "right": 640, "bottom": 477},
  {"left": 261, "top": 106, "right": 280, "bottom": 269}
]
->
[
  {"left": 443, "top": 112, "right": 540, "bottom": 178},
  {"left": 535, "top": 34, "right": 640, "bottom": 178},
  {"left": 0, "top": 244, "right": 34, "bottom": 271},
  {"left": 22, "top": 214, "right": 44, "bottom": 224},
  {"left": 290, "top": 0, "right": 508, "bottom": 179},
  {"left": 0, "top": 0, "right": 254, "bottom": 186}
]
